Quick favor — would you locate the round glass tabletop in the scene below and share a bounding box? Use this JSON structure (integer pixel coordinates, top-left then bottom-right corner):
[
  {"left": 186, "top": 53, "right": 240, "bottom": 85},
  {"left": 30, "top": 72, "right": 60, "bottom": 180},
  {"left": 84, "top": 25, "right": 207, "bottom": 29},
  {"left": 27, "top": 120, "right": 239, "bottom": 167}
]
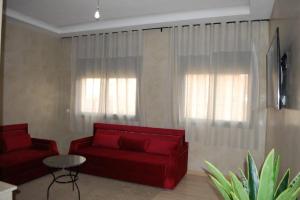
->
[{"left": 43, "top": 155, "right": 86, "bottom": 169}]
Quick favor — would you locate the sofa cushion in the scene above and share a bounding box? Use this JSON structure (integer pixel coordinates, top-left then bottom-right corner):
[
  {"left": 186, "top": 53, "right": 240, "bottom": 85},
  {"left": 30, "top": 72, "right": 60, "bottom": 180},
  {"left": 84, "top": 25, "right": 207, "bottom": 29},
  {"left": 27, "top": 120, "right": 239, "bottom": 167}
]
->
[
  {"left": 93, "top": 132, "right": 121, "bottom": 149},
  {"left": 124, "top": 132, "right": 182, "bottom": 145},
  {"left": 147, "top": 140, "right": 178, "bottom": 155},
  {"left": 76, "top": 147, "right": 168, "bottom": 165},
  {"left": 0, "top": 149, "right": 53, "bottom": 169},
  {"left": 120, "top": 135, "right": 149, "bottom": 152},
  {"left": 1, "top": 131, "right": 32, "bottom": 152}
]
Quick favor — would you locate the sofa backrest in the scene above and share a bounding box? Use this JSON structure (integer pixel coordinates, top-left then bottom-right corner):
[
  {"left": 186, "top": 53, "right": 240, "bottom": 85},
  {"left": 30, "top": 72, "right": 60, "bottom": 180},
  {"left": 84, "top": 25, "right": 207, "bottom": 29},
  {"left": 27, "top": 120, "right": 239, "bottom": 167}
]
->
[
  {"left": 93, "top": 123, "right": 185, "bottom": 155},
  {"left": 0, "top": 123, "right": 31, "bottom": 153},
  {"left": 94, "top": 123, "right": 185, "bottom": 141},
  {"left": 0, "top": 123, "right": 29, "bottom": 133}
]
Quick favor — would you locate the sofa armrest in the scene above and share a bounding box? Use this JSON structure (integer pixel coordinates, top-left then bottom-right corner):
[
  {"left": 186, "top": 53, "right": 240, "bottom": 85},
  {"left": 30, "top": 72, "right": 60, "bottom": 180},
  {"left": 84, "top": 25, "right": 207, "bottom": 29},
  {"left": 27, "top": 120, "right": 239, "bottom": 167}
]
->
[
  {"left": 164, "top": 142, "right": 188, "bottom": 188},
  {"left": 31, "top": 138, "right": 59, "bottom": 154},
  {"left": 169, "top": 142, "right": 188, "bottom": 158},
  {"left": 171, "top": 142, "right": 188, "bottom": 160},
  {"left": 69, "top": 136, "right": 93, "bottom": 154}
]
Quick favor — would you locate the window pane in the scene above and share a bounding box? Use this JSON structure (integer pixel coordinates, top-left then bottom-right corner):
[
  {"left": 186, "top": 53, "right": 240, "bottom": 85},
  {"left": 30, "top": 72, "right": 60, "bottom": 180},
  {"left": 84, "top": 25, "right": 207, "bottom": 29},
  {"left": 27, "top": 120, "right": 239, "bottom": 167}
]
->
[
  {"left": 81, "top": 78, "right": 101, "bottom": 113},
  {"left": 107, "top": 78, "right": 136, "bottom": 116},
  {"left": 215, "top": 74, "right": 248, "bottom": 122},
  {"left": 184, "top": 74, "right": 210, "bottom": 119}
]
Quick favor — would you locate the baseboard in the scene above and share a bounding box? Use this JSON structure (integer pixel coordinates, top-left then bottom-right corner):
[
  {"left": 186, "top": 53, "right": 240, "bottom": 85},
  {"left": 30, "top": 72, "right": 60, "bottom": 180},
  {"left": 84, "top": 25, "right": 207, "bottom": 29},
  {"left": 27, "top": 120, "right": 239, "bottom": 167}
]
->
[{"left": 187, "top": 170, "right": 207, "bottom": 176}]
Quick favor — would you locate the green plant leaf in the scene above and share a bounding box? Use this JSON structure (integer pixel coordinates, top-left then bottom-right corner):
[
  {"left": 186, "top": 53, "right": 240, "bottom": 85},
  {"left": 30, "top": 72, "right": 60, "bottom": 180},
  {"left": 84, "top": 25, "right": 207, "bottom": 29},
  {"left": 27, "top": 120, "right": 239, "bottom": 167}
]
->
[
  {"left": 206, "top": 149, "right": 300, "bottom": 200},
  {"left": 239, "top": 168, "right": 249, "bottom": 194},
  {"left": 274, "top": 169, "right": 290, "bottom": 198},
  {"left": 205, "top": 161, "right": 232, "bottom": 194},
  {"left": 230, "top": 172, "right": 249, "bottom": 200},
  {"left": 231, "top": 192, "right": 241, "bottom": 200},
  {"left": 276, "top": 188, "right": 296, "bottom": 200},
  {"left": 277, "top": 187, "right": 300, "bottom": 200},
  {"left": 209, "top": 175, "right": 231, "bottom": 200},
  {"left": 274, "top": 154, "right": 281, "bottom": 189},
  {"left": 292, "top": 187, "right": 300, "bottom": 199},
  {"left": 257, "top": 149, "right": 276, "bottom": 200},
  {"left": 287, "top": 172, "right": 300, "bottom": 198},
  {"left": 247, "top": 152, "right": 259, "bottom": 200}
]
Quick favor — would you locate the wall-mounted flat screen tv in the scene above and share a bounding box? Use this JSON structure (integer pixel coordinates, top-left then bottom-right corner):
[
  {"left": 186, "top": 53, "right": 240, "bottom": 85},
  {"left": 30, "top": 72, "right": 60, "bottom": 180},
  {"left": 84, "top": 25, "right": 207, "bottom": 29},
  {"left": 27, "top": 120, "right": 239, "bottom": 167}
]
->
[{"left": 267, "top": 28, "right": 282, "bottom": 110}]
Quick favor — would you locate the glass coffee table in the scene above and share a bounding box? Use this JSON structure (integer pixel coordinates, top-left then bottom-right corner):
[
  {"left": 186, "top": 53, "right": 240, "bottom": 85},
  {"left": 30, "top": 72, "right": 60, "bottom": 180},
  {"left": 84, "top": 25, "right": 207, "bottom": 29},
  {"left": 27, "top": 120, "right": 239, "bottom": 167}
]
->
[{"left": 43, "top": 155, "right": 86, "bottom": 200}]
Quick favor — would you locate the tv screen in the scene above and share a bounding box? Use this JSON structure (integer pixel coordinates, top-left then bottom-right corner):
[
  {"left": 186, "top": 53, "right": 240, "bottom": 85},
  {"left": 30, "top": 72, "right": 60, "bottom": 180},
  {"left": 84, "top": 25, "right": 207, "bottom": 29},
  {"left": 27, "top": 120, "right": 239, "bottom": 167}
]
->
[{"left": 267, "top": 28, "right": 282, "bottom": 109}]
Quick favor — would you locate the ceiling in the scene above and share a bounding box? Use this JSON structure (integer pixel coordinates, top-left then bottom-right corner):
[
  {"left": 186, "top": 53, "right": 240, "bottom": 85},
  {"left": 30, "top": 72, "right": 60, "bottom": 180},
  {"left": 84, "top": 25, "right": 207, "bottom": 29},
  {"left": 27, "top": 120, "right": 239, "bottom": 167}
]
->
[{"left": 5, "top": 0, "right": 275, "bottom": 36}]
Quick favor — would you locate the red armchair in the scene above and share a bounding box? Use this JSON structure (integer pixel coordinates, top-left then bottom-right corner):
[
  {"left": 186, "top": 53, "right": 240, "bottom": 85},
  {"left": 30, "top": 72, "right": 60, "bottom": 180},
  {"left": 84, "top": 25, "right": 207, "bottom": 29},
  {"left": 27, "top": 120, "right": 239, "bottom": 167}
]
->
[
  {"left": 69, "top": 123, "right": 188, "bottom": 189},
  {"left": 0, "top": 123, "right": 58, "bottom": 185}
]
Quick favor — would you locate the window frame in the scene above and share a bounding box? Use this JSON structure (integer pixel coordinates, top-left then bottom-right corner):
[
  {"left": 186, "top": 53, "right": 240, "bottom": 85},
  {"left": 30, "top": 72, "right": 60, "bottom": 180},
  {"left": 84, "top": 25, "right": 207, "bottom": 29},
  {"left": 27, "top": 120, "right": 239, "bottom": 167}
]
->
[
  {"left": 79, "top": 76, "right": 138, "bottom": 118},
  {"left": 183, "top": 73, "right": 250, "bottom": 125}
]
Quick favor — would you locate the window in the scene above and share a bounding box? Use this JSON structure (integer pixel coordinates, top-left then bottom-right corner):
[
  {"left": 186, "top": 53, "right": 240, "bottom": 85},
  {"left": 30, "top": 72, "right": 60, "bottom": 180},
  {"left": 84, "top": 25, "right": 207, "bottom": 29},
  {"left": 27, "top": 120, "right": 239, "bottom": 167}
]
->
[
  {"left": 184, "top": 74, "right": 248, "bottom": 122},
  {"left": 81, "top": 78, "right": 101, "bottom": 113},
  {"left": 107, "top": 78, "right": 136, "bottom": 116},
  {"left": 215, "top": 74, "right": 248, "bottom": 122},
  {"left": 80, "top": 78, "right": 137, "bottom": 116},
  {"left": 184, "top": 74, "right": 210, "bottom": 119}
]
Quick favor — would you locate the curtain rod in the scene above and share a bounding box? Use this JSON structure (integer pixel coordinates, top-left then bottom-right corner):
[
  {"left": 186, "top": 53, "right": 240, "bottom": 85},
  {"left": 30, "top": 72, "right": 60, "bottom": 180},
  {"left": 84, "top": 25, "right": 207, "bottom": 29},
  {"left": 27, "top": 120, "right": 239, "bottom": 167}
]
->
[{"left": 61, "top": 19, "right": 269, "bottom": 39}]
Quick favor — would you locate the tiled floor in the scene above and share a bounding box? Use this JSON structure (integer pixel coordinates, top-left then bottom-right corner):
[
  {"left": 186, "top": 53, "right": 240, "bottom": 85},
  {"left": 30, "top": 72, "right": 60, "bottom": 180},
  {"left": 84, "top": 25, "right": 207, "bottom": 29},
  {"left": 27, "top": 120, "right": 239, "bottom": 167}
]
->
[{"left": 14, "top": 172, "right": 221, "bottom": 200}]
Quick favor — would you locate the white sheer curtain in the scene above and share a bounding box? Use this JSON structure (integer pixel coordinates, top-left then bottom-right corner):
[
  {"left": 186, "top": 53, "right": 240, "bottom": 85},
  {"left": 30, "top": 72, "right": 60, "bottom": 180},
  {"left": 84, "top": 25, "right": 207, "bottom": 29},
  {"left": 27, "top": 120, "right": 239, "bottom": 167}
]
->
[
  {"left": 70, "top": 31, "right": 143, "bottom": 134},
  {"left": 170, "top": 21, "right": 269, "bottom": 150}
]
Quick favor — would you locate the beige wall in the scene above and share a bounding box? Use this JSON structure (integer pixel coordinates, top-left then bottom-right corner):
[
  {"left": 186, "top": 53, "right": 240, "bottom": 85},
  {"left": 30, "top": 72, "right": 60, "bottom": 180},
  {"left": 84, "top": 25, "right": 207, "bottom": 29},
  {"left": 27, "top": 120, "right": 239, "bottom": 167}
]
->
[
  {"left": 266, "top": 0, "right": 300, "bottom": 177},
  {"left": 2, "top": 18, "right": 71, "bottom": 153},
  {"left": 0, "top": 0, "right": 3, "bottom": 124},
  {"left": 141, "top": 29, "right": 173, "bottom": 128}
]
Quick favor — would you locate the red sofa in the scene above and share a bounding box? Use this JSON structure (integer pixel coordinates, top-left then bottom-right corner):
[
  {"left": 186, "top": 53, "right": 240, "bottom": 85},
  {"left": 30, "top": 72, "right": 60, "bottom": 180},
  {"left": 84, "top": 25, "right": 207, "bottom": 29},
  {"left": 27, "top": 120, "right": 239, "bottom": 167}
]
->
[
  {"left": 69, "top": 123, "right": 188, "bottom": 189},
  {"left": 0, "top": 124, "right": 59, "bottom": 185}
]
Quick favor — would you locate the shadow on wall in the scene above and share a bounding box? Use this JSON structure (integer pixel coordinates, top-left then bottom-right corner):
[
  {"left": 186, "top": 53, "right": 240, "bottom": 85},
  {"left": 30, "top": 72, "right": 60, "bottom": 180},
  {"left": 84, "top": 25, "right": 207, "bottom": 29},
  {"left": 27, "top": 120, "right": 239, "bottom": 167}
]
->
[{"left": 0, "top": 0, "right": 6, "bottom": 125}]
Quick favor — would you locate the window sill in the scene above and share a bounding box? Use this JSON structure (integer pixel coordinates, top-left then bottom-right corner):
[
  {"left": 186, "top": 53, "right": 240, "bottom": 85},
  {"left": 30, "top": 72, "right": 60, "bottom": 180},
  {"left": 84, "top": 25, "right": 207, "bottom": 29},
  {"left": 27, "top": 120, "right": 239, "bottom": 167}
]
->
[{"left": 183, "top": 118, "right": 250, "bottom": 128}]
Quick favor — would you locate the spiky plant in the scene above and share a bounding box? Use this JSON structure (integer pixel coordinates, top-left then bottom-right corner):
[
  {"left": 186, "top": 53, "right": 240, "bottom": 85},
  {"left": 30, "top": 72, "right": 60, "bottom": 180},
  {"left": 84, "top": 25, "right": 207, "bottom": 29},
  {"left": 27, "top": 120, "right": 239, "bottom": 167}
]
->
[{"left": 205, "top": 149, "right": 300, "bottom": 200}]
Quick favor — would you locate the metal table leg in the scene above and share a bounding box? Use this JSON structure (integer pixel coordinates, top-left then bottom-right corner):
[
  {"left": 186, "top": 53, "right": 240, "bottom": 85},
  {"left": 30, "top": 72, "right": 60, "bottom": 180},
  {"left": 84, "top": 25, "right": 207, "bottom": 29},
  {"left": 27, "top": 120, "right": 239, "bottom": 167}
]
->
[
  {"left": 46, "top": 168, "right": 81, "bottom": 200},
  {"left": 47, "top": 172, "right": 56, "bottom": 200}
]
